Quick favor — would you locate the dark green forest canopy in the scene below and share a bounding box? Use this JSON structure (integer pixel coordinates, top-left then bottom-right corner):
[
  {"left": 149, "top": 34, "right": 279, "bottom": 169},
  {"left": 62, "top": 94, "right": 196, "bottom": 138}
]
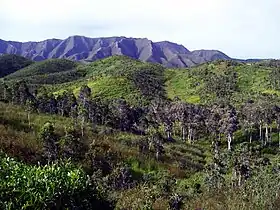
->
[
  {"left": 4, "top": 58, "right": 78, "bottom": 80},
  {"left": 0, "top": 54, "right": 33, "bottom": 77}
]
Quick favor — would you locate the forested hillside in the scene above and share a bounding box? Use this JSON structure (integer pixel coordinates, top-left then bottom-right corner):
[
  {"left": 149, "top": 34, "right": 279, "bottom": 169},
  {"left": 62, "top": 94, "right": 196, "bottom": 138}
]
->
[
  {"left": 0, "top": 54, "right": 33, "bottom": 77},
  {"left": 1, "top": 56, "right": 280, "bottom": 209}
]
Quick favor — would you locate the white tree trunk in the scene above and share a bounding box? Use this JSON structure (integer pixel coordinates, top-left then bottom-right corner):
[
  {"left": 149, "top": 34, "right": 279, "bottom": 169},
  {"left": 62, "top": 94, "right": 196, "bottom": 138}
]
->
[
  {"left": 277, "top": 123, "right": 280, "bottom": 149},
  {"left": 182, "top": 127, "right": 186, "bottom": 141},
  {"left": 278, "top": 124, "right": 280, "bottom": 149},
  {"left": 259, "top": 123, "right": 263, "bottom": 144},
  {"left": 265, "top": 124, "right": 269, "bottom": 145},
  {"left": 249, "top": 132, "right": 252, "bottom": 144},
  {"left": 187, "top": 126, "right": 191, "bottom": 143},
  {"left": 214, "top": 141, "right": 219, "bottom": 159},
  {"left": 156, "top": 151, "right": 159, "bottom": 160},
  {"left": 167, "top": 131, "right": 171, "bottom": 141},
  {"left": 28, "top": 112, "right": 31, "bottom": 128},
  {"left": 188, "top": 128, "right": 192, "bottom": 144},
  {"left": 238, "top": 173, "right": 242, "bottom": 187},
  {"left": 270, "top": 126, "right": 272, "bottom": 144},
  {"left": 81, "top": 116, "right": 85, "bottom": 137},
  {"left": 228, "top": 134, "right": 232, "bottom": 151},
  {"left": 148, "top": 141, "right": 153, "bottom": 151}
]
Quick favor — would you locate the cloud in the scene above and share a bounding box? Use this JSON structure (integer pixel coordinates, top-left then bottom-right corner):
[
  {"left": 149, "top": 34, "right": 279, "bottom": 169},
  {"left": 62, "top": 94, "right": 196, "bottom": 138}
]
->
[{"left": 0, "top": 0, "right": 279, "bottom": 58}]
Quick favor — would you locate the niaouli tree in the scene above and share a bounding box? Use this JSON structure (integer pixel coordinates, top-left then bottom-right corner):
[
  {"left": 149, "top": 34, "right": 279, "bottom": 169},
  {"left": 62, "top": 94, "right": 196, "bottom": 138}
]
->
[
  {"left": 146, "top": 98, "right": 165, "bottom": 133},
  {"left": 206, "top": 104, "right": 222, "bottom": 143},
  {"left": 57, "top": 91, "right": 77, "bottom": 117},
  {"left": 252, "top": 95, "right": 277, "bottom": 146},
  {"left": 273, "top": 105, "right": 280, "bottom": 149},
  {"left": 0, "top": 82, "right": 12, "bottom": 102},
  {"left": 162, "top": 101, "right": 176, "bottom": 141},
  {"left": 78, "top": 85, "right": 92, "bottom": 136},
  {"left": 36, "top": 92, "right": 58, "bottom": 114},
  {"left": 218, "top": 104, "right": 238, "bottom": 151},
  {"left": 111, "top": 99, "right": 135, "bottom": 131},
  {"left": 188, "top": 104, "right": 207, "bottom": 144},
  {"left": 39, "top": 122, "right": 58, "bottom": 162},
  {"left": 240, "top": 100, "right": 257, "bottom": 144},
  {"left": 10, "top": 80, "right": 33, "bottom": 105},
  {"left": 170, "top": 100, "right": 189, "bottom": 142},
  {"left": 25, "top": 98, "right": 37, "bottom": 127},
  {"left": 147, "top": 98, "right": 176, "bottom": 141}
]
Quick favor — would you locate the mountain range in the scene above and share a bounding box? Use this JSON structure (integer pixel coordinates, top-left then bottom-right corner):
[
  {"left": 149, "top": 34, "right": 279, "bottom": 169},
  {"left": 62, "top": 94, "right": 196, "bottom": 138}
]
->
[{"left": 0, "top": 35, "right": 260, "bottom": 67}]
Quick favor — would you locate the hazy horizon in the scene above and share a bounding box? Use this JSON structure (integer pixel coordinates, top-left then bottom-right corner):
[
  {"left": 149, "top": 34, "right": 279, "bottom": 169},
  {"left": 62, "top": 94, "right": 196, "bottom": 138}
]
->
[{"left": 1, "top": 0, "right": 279, "bottom": 59}]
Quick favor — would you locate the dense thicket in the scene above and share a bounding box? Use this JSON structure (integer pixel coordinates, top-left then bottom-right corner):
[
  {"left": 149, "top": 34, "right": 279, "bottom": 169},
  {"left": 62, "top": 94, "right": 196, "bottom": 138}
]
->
[
  {"left": 0, "top": 54, "right": 33, "bottom": 77},
  {"left": 5, "top": 59, "right": 78, "bottom": 80}
]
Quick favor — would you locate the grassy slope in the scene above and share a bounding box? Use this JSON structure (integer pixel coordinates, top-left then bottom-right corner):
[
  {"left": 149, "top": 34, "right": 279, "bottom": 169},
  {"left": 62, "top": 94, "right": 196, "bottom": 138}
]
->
[
  {"left": 165, "top": 61, "right": 280, "bottom": 105},
  {"left": 165, "top": 69, "right": 201, "bottom": 104},
  {"left": 49, "top": 56, "right": 166, "bottom": 106}
]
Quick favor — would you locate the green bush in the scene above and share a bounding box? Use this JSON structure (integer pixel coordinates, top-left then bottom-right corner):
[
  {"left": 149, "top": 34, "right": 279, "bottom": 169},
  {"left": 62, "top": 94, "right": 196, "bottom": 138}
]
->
[{"left": 0, "top": 152, "right": 108, "bottom": 209}]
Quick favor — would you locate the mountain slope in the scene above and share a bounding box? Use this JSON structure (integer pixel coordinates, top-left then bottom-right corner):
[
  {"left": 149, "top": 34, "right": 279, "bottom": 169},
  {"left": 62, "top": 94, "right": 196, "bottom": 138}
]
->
[
  {"left": 5, "top": 59, "right": 78, "bottom": 80},
  {"left": 165, "top": 60, "right": 280, "bottom": 105},
  {"left": 0, "top": 54, "right": 33, "bottom": 78},
  {"left": 0, "top": 36, "right": 232, "bottom": 67},
  {"left": 43, "top": 56, "right": 166, "bottom": 106}
]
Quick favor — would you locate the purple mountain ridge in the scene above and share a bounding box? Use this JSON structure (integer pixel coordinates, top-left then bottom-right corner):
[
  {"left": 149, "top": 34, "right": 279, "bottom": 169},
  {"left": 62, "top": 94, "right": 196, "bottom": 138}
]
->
[{"left": 0, "top": 35, "right": 239, "bottom": 67}]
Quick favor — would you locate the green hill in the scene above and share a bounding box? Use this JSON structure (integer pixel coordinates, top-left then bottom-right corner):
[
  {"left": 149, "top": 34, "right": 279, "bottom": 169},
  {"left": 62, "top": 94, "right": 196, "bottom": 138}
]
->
[
  {"left": 5, "top": 59, "right": 79, "bottom": 81},
  {"left": 48, "top": 56, "right": 166, "bottom": 105},
  {"left": 0, "top": 54, "right": 33, "bottom": 78},
  {"left": 165, "top": 60, "right": 280, "bottom": 105}
]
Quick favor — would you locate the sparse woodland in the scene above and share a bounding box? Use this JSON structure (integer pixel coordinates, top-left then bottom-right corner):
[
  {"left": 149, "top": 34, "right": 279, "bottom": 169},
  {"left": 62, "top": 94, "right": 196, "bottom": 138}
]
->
[{"left": 1, "top": 55, "right": 280, "bottom": 209}]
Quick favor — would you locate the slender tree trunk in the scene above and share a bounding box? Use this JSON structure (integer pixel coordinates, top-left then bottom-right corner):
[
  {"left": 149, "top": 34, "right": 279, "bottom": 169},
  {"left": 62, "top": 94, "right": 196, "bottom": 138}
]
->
[
  {"left": 192, "top": 131, "right": 195, "bottom": 143},
  {"left": 265, "top": 124, "right": 269, "bottom": 146},
  {"left": 214, "top": 140, "right": 219, "bottom": 159},
  {"left": 167, "top": 131, "right": 171, "bottom": 141},
  {"left": 188, "top": 128, "right": 192, "bottom": 144},
  {"left": 149, "top": 141, "right": 153, "bottom": 151},
  {"left": 28, "top": 112, "right": 31, "bottom": 128},
  {"left": 259, "top": 123, "right": 263, "bottom": 145},
  {"left": 156, "top": 151, "right": 159, "bottom": 161},
  {"left": 232, "top": 168, "right": 237, "bottom": 187},
  {"left": 279, "top": 130, "right": 280, "bottom": 150},
  {"left": 249, "top": 126, "right": 252, "bottom": 144},
  {"left": 278, "top": 124, "right": 280, "bottom": 149},
  {"left": 270, "top": 125, "right": 272, "bottom": 144},
  {"left": 182, "top": 126, "right": 186, "bottom": 141},
  {"left": 81, "top": 116, "right": 85, "bottom": 137},
  {"left": 228, "top": 134, "right": 232, "bottom": 151},
  {"left": 187, "top": 125, "right": 191, "bottom": 143},
  {"left": 249, "top": 133, "right": 252, "bottom": 144},
  {"left": 238, "top": 173, "right": 242, "bottom": 187}
]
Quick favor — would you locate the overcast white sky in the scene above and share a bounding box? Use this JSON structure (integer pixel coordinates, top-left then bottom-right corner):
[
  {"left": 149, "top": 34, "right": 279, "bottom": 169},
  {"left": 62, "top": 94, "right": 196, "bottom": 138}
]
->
[{"left": 0, "top": 0, "right": 279, "bottom": 59}]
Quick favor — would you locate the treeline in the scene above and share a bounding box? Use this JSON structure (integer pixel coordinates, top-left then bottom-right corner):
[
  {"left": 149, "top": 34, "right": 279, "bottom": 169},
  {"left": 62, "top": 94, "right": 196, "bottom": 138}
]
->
[{"left": 1, "top": 81, "right": 280, "bottom": 155}]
